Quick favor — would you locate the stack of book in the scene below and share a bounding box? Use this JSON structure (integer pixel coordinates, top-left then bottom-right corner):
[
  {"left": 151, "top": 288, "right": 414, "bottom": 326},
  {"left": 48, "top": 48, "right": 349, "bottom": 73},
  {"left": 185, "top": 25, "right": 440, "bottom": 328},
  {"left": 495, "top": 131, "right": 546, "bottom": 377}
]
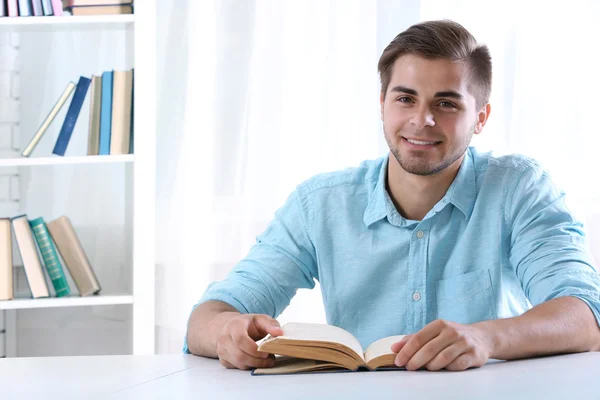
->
[
  {"left": 0, "top": 215, "right": 101, "bottom": 300},
  {"left": 64, "top": 0, "right": 133, "bottom": 16},
  {"left": 22, "top": 69, "right": 134, "bottom": 157},
  {"left": 0, "top": 0, "right": 63, "bottom": 17},
  {"left": 0, "top": 0, "right": 133, "bottom": 17}
]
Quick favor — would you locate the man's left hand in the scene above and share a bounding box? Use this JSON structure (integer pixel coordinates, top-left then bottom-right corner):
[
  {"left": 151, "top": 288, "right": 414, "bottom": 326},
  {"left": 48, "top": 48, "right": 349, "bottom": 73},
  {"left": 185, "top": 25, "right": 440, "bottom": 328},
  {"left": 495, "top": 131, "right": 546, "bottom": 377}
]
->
[{"left": 391, "top": 319, "right": 493, "bottom": 371}]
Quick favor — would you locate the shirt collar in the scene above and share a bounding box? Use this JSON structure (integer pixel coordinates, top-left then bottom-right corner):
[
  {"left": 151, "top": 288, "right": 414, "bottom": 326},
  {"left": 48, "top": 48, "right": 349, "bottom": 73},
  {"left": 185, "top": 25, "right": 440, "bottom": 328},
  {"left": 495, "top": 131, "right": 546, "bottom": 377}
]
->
[{"left": 363, "top": 148, "right": 476, "bottom": 228}]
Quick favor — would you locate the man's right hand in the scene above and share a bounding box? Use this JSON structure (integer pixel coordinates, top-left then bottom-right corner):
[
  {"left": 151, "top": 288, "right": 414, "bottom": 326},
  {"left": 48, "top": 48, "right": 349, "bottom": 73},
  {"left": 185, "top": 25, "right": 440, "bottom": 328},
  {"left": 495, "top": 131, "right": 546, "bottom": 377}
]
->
[{"left": 216, "top": 313, "right": 284, "bottom": 370}]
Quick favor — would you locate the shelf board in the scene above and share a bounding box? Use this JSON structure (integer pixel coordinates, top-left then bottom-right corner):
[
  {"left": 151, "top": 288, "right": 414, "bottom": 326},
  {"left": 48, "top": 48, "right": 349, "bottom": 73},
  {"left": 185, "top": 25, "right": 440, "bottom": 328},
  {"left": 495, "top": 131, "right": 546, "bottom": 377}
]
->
[
  {"left": 0, "top": 294, "right": 134, "bottom": 310},
  {"left": 0, "top": 15, "right": 135, "bottom": 30},
  {"left": 0, "top": 154, "right": 135, "bottom": 167}
]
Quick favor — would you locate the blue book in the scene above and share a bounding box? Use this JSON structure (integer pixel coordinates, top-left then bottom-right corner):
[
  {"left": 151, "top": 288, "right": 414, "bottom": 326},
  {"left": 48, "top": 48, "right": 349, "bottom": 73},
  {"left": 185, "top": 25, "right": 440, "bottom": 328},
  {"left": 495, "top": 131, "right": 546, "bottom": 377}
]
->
[
  {"left": 18, "top": 0, "right": 32, "bottom": 16},
  {"left": 41, "top": 0, "right": 53, "bottom": 15},
  {"left": 52, "top": 76, "right": 91, "bottom": 156},
  {"left": 99, "top": 70, "right": 114, "bottom": 155}
]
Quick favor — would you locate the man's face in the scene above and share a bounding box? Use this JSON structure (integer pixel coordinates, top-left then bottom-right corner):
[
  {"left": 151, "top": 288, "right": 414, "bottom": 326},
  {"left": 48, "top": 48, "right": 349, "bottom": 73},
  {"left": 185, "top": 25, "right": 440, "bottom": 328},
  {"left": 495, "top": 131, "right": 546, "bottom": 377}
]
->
[{"left": 380, "top": 55, "right": 488, "bottom": 176}]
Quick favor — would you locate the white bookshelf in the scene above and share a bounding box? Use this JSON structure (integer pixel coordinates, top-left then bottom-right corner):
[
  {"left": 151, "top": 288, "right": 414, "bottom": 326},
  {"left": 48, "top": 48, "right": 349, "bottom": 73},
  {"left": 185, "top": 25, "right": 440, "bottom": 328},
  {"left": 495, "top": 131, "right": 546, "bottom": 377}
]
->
[
  {"left": 0, "top": 2, "right": 156, "bottom": 357},
  {"left": 0, "top": 295, "right": 133, "bottom": 310},
  {"left": 0, "top": 154, "right": 134, "bottom": 167}
]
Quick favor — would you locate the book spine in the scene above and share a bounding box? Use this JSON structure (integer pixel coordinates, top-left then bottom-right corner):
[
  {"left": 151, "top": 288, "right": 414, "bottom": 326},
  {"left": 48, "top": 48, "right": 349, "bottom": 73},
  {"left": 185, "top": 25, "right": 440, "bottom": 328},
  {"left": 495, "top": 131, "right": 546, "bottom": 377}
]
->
[
  {"left": 87, "top": 76, "right": 102, "bottom": 156},
  {"left": 52, "top": 76, "right": 91, "bottom": 156},
  {"left": 99, "top": 71, "right": 113, "bottom": 155},
  {"left": 7, "top": 0, "right": 19, "bottom": 16},
  {"left": 31, "top": 0, "right": 43, "bottom": 16},
  {"left": 47, "top": 216, "right": 101, "bottom": 297},
  {"left": 0, "top": 219, "right": 13, "bottom": 301},
  {"left": 29, "top": 218, "right": 71, "bottom": 298},
  {"left": 22, "top": 82, "right": 76, "bottom": 157},
  {"left": 0, "top": 0, "right": 6, "bottom": 17},
  {"left": 50, "top": 0, "right": 62, "bottom": 16},
  {"left": 110, "top": 70, "right": 133, "bottom": 155},
  {"left": 11, "top": 215, "right": 50, "bottom": 299},
  {"left": 17, "top": 0, "right": 31, "bottom": 16},
  {"left": 41, "top": 0, "right": 53, "bottom": 15}
]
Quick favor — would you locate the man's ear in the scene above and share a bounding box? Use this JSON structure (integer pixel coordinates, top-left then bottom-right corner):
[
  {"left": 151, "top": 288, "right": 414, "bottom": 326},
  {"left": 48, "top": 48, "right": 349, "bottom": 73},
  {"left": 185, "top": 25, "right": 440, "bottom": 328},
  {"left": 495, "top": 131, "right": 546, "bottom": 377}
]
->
[{"left": 474, "top": 103, "right": 491, "bottom": 135}]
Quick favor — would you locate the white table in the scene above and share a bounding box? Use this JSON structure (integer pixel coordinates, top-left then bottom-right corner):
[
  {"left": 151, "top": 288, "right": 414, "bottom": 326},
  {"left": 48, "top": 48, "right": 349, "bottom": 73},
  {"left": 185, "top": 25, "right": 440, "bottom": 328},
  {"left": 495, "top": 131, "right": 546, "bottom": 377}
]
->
[{"left": 1, "top": 352, "right": 599, "bottom": 399}]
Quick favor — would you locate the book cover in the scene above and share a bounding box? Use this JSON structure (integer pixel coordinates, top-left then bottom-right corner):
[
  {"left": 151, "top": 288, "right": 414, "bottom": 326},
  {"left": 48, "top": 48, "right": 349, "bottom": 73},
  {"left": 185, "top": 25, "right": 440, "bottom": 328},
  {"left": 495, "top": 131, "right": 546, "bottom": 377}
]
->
[
  {"left": 31, "top": 0, "right": 43, "bottom": 16},
  {"left": 87, "top": 75, "right": 102, "bottom": 156},
  {"left": 99, "top": 70, "right": 113, "bottom": 155},
  {"left": 52, "top": 76, "right": 91, "bottom": 157},
  {"left": 46, "top": 216, "right": 101, "bottom": 297},
  {"left": 11, "top": 215, "right": 50, "bottom": 299},
  {"left": 129, "top": 68, "right": 134, "bottom": 154},
  {"left": 66, "top": 0, "right": 133, "bottom": 5},
  {"left": 50, "top": 0, "right": 62, "bottom": 16},
  {"left": 0, "top": 219, "right": 13, "bottom": 301},
  {"left": 41, "top": 0, "right": 53, "bottom": 15},
  {"left": 110, "top": 69, "right": 133, "bottom": 155},
  {"left": 17, "top": 0, "right": 31, "bottom": 16},
  {"left": 22, "top": 82, "right": 76, "bottom": 157},
  {"left": 68, "top": 5, "right": 133, "bottom": 16},
  {"left": 7, "top": 0, "right": 19, "bottom": 17},
  {"left": 252, "top": 322, "right": 406, "bottom": 375},
  {"left": 29, "top": 218, "right": 71, "bottom": 298}
]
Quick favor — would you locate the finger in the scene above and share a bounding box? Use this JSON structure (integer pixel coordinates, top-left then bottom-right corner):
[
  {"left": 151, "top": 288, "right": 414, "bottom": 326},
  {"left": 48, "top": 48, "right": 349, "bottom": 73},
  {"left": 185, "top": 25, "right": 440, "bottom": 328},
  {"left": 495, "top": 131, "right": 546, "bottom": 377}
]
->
[
  {"left": 231, "top": 328, "right": 271, "bottom": 359},
  {"left": 251, "top": 315, "right": 284, "bottom": 338},
  {"left": 402, "top": 332, "right": 457, "bottom": 371},
  {"left": 445, "top": 353, "right": 475, "bottom": 371},
  {"left": 228, "top": 346, "right": 277, "bottom": 370},
  {"left": 394, "top": 322, "right": 444, "bottom": 367},
  {"left": 425, "top": 343, "right": 468, "bottom": 371},
  {"left": 390, "top": 335, "right": 412, "bottom": 353}
]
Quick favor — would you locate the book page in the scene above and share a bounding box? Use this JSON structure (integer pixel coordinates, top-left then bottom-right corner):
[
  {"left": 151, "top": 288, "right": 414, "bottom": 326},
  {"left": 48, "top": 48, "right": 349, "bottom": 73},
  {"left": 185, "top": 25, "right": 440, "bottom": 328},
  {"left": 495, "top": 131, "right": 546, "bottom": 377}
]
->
[
  {"left": 364, "top": 335, "right": 406, "bottom": 364},
  {"left": 274, "top": 323, "right": 365, "bottom": 362}
]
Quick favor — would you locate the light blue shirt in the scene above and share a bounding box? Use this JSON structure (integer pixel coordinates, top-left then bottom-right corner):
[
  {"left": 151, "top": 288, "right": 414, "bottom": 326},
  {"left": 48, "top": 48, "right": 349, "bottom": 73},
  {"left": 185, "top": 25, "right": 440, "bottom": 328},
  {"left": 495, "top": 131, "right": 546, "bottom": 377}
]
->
[{"left": 184, "top": 147, "right": 600, "bottom": 352}]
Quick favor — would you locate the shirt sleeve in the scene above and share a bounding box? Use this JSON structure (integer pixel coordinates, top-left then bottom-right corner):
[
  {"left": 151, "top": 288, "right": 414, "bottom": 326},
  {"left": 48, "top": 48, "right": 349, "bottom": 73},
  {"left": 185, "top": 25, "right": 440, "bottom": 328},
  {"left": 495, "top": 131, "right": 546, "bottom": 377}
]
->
[
  {"left": 507, "top": 163, "right": 600, "bottom": 327},
  {"left": 183, "top": 185, "right": 318, "bottom": 353}
]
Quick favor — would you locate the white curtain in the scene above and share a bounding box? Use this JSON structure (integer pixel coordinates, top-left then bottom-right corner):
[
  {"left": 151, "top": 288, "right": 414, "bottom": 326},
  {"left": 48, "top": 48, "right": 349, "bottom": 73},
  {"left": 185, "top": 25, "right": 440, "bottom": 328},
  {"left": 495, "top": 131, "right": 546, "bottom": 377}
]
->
[{"left": 155, "top": 0, "right": 600, "bottom": 353}]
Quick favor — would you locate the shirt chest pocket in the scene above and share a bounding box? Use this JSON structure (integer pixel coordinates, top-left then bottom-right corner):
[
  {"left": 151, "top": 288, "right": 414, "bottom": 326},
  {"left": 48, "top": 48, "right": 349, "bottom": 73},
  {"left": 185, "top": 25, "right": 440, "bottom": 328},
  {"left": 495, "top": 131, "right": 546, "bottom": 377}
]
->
[{"left": 435, "top": 269, "right": 497, "bottom": 324}]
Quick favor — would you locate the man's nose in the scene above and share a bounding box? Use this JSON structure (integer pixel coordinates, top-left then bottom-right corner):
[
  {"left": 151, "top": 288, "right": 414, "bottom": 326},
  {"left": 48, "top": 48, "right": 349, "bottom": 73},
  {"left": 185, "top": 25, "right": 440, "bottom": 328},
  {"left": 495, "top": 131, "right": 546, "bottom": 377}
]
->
[{"left": 409, "top": 106, "right": 435, "bottom": 129}]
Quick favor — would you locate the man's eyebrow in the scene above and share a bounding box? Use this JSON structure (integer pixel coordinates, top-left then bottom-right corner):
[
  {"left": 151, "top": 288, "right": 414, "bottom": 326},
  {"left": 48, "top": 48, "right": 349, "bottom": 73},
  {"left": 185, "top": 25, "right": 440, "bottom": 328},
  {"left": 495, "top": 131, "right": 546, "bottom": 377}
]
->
[{"left": 389, "top": 86, "right": 464, "bottom": 100}]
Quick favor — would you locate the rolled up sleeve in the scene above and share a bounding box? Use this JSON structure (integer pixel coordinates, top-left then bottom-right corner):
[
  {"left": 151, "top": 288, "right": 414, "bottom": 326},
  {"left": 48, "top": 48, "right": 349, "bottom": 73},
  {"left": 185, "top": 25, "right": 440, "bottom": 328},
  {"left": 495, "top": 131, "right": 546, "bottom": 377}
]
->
[
  {"left": 183, "top": 185, "right": 318, "bottom": 353},
  {"left": 508, "top": 163, "right": 600, "bottom": 327}
]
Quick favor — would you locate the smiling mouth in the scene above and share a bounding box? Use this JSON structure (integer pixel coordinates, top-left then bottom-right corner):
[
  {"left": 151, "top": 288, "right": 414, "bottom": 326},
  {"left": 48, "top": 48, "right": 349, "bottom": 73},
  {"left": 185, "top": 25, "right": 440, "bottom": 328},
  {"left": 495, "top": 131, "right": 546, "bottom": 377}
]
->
[{"left": 402, "top": 137, "right": 442, "bottom": 146}]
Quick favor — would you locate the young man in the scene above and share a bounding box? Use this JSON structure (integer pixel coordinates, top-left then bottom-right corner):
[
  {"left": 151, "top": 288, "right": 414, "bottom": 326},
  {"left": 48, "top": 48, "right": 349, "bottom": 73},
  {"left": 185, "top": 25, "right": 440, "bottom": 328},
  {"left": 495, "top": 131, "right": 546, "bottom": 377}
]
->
[{"left": 184, "top": 20, "right": 600, "bottom": 371}]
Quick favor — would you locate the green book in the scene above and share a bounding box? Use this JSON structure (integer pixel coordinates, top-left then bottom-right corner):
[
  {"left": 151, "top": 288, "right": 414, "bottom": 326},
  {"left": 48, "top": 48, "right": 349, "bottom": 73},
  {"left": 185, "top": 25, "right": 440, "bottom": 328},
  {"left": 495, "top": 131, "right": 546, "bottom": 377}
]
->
[{"left": 29, "top": 217, "right": 71, "bottom": 297}]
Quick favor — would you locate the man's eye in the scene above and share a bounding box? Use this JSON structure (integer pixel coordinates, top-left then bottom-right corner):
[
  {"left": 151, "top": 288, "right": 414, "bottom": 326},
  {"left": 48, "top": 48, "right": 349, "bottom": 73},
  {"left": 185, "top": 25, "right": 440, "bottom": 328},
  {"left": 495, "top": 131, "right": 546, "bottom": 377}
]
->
[
  {"left": 439, "top": 101, "right": 455, "bottom": 108},
  {"left": 397, "top": 97, "right": 412, "bottom": 103}
]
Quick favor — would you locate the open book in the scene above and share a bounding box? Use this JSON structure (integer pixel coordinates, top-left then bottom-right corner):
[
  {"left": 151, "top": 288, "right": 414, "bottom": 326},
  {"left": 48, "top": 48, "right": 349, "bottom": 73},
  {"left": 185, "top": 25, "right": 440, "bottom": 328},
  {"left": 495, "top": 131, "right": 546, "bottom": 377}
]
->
[{"left": 252, "top": 322, "right": 406, "bottom": 375}]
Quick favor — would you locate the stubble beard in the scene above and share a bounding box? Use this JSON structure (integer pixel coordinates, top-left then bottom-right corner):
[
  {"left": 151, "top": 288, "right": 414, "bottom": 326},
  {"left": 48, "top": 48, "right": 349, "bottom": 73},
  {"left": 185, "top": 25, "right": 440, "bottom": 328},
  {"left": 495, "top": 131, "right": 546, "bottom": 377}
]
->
[{"left": 385, "top": 123, "right": 476, "bottom": 176}]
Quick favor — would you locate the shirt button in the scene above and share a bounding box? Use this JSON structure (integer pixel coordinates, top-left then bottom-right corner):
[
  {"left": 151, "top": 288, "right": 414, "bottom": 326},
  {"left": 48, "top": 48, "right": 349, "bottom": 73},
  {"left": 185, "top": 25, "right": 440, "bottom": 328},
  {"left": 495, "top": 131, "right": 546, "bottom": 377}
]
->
[
  {"left": 412, "top": 291, "right": 421, "bottom": 301},
  {"left": 416, "top": 230, "right": 424, "bottom": 239}
]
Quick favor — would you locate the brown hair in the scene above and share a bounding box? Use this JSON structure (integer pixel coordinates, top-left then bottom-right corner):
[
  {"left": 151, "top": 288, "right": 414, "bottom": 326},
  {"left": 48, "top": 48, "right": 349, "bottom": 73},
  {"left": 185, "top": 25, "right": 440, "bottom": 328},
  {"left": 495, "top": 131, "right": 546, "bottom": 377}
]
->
[{"left": 378, "top": 20, "right": 492, "bottom": 109}]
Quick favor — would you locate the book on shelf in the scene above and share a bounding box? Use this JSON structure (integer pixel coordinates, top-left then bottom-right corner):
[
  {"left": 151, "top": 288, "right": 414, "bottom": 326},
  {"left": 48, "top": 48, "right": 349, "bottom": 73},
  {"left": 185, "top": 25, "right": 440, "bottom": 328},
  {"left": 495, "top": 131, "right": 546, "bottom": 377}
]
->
[
  {"left": 87, "top": 75, "right": 102, "bottom": 156},
  {"left": 31, "top": 0, "right": 44, "bottom": 16},
  {"left": 52, "top": 76, "right": 91, "bottom": 156},
  {"left": 29, "top": 217, "right": 71, "bottom": 297},
  {"left": 66, "top": 5, "right": 133, "bottom": 16},
  {"left": 7, "top": 0, "right": 19, "bottom": 17},
  {"left": 41, "top": 0, "right": 54, "bottom": 15},
  {"left": 0, "top": 1, "right": 6, "bottom": 17},
  {"left": 11, "top": 215, "right": 50, "bottom": 299},
  {"left": 17, "top": 0, "right": 32, "bottom": 16},
  {"left": 47, "top": 216, "right": 101, "bottom": 296},
  {"left": 51, "top": 0, "right": 62, "bottom": 16},
  {"left": 110, "top": 69, "right": 133, "bottom": 155},
  {"left": 252, "top": 323, "right": 406, "bottom": 376},
  {"left": 99, "top": 70, "right": 114, "bottom": 155},
  {"left": 21, "top": 82, "right": 76, "bottom": 157},
  {"left": 0, "top": 219, "right": 13, "bottom": 301},
  {"left": 65, "top": 0, "right": 133, "bottom": 5}
]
